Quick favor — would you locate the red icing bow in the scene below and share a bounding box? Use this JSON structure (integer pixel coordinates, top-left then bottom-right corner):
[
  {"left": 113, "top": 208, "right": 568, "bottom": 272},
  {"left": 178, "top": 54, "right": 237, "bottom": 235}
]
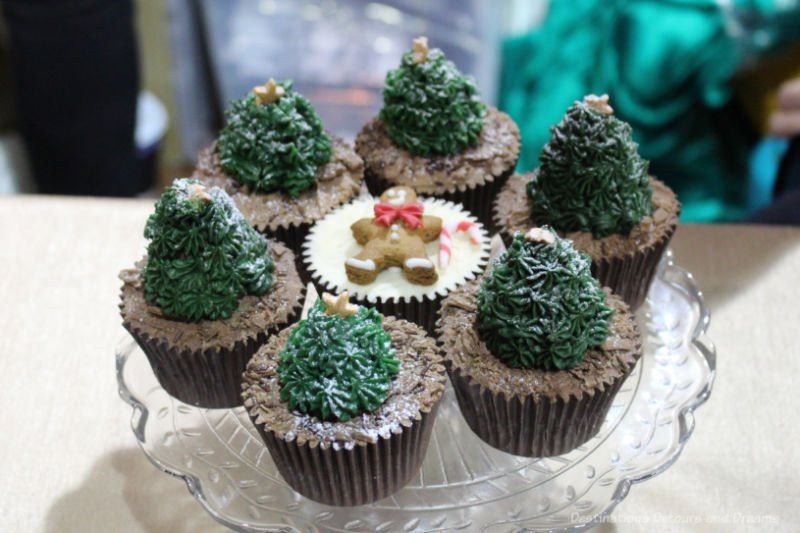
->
[{"left": 373, "top": 202, "right": 425, "bottom": 229}]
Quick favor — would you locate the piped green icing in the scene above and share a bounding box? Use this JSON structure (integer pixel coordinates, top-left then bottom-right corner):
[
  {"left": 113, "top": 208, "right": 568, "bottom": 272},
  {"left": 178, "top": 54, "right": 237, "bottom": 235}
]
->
[
  {"left": 476, "top": 229, "right": 614, "bottom": 370},
  {"left": 217, "top": 80, "right": 332, "bottom": 197},
  {"left": 379, "top": 46, "right": 486, "bottom": 156},
  {"left": 142, "top": 178, "right": 274, "bottom": 321},
  {"left": 527, "top": 98, "right": 653, "bottom": 239},
  {"left": 277, "top": 299, "right": 400, "bottom": 422}
]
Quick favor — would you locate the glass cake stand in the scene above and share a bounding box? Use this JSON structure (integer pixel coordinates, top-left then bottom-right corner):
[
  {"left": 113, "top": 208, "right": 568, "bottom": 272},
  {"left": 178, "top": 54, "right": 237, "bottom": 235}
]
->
[{"left": 116, "top": 250, "right": 715, "bottom": 532}]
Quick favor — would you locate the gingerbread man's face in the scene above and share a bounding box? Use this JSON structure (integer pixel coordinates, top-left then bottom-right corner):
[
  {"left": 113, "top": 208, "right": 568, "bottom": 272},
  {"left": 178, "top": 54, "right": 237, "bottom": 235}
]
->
[{"left": 379, "top": 186, "right": 417, "bottom": 206}]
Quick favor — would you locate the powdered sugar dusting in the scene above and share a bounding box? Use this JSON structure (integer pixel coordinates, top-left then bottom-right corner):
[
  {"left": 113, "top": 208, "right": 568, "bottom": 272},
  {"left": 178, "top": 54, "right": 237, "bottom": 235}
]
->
[{"left": 242, "top": 316, "right": 446, "bottom": 449}]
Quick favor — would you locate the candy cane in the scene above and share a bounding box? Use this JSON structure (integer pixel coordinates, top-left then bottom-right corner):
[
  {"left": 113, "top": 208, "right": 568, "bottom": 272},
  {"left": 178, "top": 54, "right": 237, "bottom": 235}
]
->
[{"left": 439, "top": 220, "right": 481, "bottom": 268}]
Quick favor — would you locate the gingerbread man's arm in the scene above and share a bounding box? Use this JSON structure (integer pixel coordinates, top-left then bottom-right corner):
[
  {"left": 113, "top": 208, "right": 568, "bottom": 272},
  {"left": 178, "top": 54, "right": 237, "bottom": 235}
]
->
[
  {"left": 350, "top": 218, "right": 381, "bottom": 244},
  {"left": 417, "top": 215, "right": 442, "bottom": 243}
]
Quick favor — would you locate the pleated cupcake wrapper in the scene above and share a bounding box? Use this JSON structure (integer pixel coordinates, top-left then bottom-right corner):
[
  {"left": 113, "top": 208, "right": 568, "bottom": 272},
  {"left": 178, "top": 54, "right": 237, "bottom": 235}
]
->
[
  {"left": 590, "top": 222, "right": 676, "bottom": 310},
  {"left": 256, "top": 222, "right": 313, "bottom": 285},
  {"left": 250, "top": 403, "right": 440, "bottom": 506},
  {"left": 364, "top": 165, "right": 515, "bottom": 234},
  {"left": 448, "top": 366, "right": 629, "bottom": 457},
  {"left": 124, "top": 324, "right": 267, "bottom": 409},
  {"left": 348, "top": 293, "right": 442, "bottom": 337}
]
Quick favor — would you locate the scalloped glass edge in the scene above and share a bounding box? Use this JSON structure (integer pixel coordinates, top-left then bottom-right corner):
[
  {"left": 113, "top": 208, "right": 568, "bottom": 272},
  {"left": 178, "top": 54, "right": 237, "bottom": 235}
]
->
[{"left": 116, "top": 249, "right": 716, "bottom": 533}]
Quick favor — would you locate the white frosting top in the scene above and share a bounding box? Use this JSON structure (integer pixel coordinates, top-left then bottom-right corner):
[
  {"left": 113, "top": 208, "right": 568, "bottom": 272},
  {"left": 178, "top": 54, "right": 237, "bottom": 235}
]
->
[{"left": 303, "top": 197, "right": 490, "bottom": 303}]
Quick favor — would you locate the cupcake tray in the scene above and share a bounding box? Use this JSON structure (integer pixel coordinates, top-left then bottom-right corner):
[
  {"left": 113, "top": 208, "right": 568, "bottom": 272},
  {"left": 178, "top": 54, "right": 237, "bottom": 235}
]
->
[{"left": 116, "top": 250, "right": 715, "bottom": 532}]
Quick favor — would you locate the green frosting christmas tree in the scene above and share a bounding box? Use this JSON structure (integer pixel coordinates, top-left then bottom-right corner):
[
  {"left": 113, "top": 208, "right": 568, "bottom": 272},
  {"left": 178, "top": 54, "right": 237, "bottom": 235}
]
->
[
  {"left": 477, "top": 227, "right": 614, "bottom": 370},
  {"left": 527, "top": 94, "right": 653, "bottom": 239},
  {"left": 277, "top": 293, "right": 400, "bottom": 422},
  {"left": 217, "top": 79, "right": 332, "bottom": 197},
  {"left": 379, "top": 36, "right": 486, "bottom": 156},
  {"left": 142, "top": 178, "right": 274, "bottom": 321}
]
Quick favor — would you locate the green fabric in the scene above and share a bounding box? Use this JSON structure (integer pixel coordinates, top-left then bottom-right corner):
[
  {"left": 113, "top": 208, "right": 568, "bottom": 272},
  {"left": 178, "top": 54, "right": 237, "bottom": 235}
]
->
[
  {"left": 477, "top": 229, "right": 613, "bottom": 371},
  {"left": 500, "top": 0, "right": 800, "bottom": 222},
  {"left": 217, "top": 80, "right": 332, "bottom": 197},
  {"left": 277, "top": 300, "right": 399, "bottom": 422},
  {"left": 380, "top": 47, "right": 486, "bottom": 156},
  {"left": 529, "top": 99, "right": 653, "bottom": 238},
  {"left": 142, "top": 178, "right": 274, "bottom": 321}
]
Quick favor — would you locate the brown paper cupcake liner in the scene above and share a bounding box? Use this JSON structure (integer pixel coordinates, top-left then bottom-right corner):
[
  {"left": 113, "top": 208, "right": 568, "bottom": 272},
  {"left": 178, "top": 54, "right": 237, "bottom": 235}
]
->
[
  {"left": 249, "top": 404, "right": 440, "bottom": 506},
  {"left": 448, "top": 365, "right": 631, "bottom": 457},
  {"left": 124, "top": 326, "right": 268, "bottom": 409},
  {"left": 262, "top": 222, "right": 313, "bottom": 284},
  {"left": 591, "top": 223, "right": 676, "bottom": 310},
  {"left": 365, "top": 164, "right": 515, "bottom": 233},
  {"left": 349, "top": 293, "right": 443, "bottom": 337}
]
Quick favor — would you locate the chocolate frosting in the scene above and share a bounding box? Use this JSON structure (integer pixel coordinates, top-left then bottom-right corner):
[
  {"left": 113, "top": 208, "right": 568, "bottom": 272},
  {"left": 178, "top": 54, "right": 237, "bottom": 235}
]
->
[
  {"left": 439, "top": 280, "right": 641, "bottom": 402},
  {"left": 119, "top": 239, "right": 303, "bottom": 352},
  {"left": 242, "top": 316, "right": 447, "bottom": 450},
  {"left": 193, "top": 134, "right": 363, "bottom": 232},
  {"left": 495, "top": 172, "right": 680, "bottom": 259},
  {"left": 356, "top": 106, "right": 520, "bottom": 194}
]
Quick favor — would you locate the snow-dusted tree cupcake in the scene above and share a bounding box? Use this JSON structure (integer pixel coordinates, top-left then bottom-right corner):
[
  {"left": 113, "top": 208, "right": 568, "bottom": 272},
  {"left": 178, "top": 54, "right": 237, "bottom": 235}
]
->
[
  {"left": 119, "top": 178, "right": 302, "bottom": 408},
  {"left": 357, "top": 37, "right": 519, "bottom": 230},
  {"left": 242, "top": 292, "right": 446, "bottom": 505},
  {"left": 439, "top": 228, "right": 642, "bottom": 456}
]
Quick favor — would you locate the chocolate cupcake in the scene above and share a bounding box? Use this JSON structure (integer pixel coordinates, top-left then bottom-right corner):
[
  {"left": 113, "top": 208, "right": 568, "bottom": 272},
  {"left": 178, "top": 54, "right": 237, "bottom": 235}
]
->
[
  {"left": 193, "top": 79, "right": 363, "bottom": 280},
  {"left": 119, "top": 178, "right": 303, "bottom": 408},
  {"left": 438, "top": 228, "right": 642, "bottom": 457},
  {"left": 494, "top": 95, "right": 680, "bottom": 310},
  {"left": 357, "top": 37, "right": 519, "bottom": 230},
  {"left": 302, "top": 185, "right": 489, "bottom": 334},
  {"left": 242, "top": 293, "right": 446, "bottom": 506}
]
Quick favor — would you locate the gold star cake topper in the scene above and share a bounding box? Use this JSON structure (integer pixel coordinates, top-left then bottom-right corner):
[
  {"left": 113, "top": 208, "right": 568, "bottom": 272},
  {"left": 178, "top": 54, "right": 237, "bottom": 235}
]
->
[
  {"left": 321, "top": 291, "right": 359, "bottom": 318},
  {"left": 525, "top": 227, "right": 556, "bottom": 245},
  {"left": 253, "top": 78, "right": 285, "bottom": 105},
  {"left": 186, "top": 182, "right": 212, "bottom": 203},
  {"left": 412, "top": 36, "right": 429, "bottom": 64},
  {"left": 583, "top": 94, "right": 613, "bottom": 115}
]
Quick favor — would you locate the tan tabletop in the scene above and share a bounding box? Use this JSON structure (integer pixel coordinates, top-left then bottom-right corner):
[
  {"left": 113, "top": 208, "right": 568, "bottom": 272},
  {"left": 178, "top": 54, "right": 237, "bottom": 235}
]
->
[{"left": 1, "top": 195, "right": 798, "bottom": 532}]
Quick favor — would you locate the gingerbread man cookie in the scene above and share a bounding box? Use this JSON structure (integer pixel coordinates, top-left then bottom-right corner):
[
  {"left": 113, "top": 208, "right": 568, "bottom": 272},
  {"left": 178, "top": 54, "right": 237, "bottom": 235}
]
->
[{"left": 346, "top": 186, "right": 442, "bottom": 285}]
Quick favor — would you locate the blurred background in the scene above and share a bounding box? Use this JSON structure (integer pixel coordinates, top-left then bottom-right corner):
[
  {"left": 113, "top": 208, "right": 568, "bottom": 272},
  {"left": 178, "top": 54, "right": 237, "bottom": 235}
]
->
[{"left": 0, "top": 0, "right": 798, "bottom": 223}]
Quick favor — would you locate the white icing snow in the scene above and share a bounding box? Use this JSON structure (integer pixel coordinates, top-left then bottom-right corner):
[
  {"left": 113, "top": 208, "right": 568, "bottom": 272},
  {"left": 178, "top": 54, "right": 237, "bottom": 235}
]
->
[
  {"left": 385, "top": 188, "right": 407, "bottom": 206},
  {"left": 345, "top": 257, "right": 376, "bottom": 271},
  {"left": 405, "top": 257, "right": 434, "bottom": 269}
]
